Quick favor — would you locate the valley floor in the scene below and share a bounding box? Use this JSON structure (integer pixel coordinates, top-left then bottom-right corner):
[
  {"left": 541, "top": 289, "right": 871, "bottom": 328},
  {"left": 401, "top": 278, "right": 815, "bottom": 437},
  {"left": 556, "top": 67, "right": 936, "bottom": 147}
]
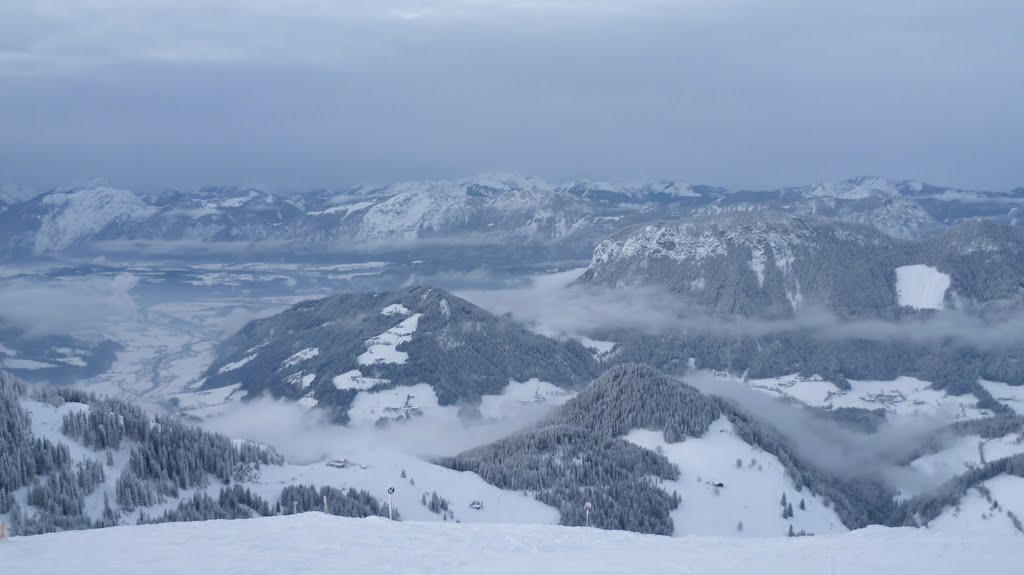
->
[{"left": 3, "top": 513, "right": 1019, "bottom": 575}]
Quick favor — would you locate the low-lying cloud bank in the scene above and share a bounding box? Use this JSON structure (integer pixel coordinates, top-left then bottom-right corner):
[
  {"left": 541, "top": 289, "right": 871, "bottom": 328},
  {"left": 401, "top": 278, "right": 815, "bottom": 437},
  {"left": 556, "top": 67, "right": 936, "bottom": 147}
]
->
[
  {"left": 459, "top": 270, "right": 1024, "bottom": 351},
  {"left": 686, "top": 372, "right": 948, "bottom": 493},
  {"left": 0, "top": 274, "right": 139, "bottom": 335},
  {"left": 203, "top": 396, "right": 556, "bottom": 465},
  {"left": 86, "top": 232, "right": 518, "bottom": 259}
]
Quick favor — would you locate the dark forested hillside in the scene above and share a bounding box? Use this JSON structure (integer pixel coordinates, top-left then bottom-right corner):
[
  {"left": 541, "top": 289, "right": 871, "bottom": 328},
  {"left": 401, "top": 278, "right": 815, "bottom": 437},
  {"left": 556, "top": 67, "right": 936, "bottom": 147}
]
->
[
  {"left": 440, "top": 364, "right": 1023, "bottom": 535},
  {"left": 575, "top": 213, "right": 1024, "bottom": 393},
  {"left": 201, "top": 286, "right": 599, "bottom": 423},
  {"left": 0, "top": 371, "right": 394, "bottom": 536}
]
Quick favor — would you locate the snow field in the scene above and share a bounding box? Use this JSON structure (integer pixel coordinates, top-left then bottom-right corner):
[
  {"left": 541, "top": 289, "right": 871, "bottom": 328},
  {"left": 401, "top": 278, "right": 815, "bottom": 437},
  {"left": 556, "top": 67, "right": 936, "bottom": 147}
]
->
[
  {"left": 624, "top": 416, "right": 846, "bottom": 537},
  {"left": 347, "top": 383, "right": 457, "bottom": 427},
  {"left": 380, "top": 304, "right": 410, "bottom": 316},
  {"left": 743, "top": 373, "right": 990, "bottom": 420},
  {"left": 357, "top": 314, "right": 422, "bottom": 366},
  {"left": 901, "top": 434, "right": 1024, "bottom": 499},
  {"left": 251, "top": 447, "right": 558, "bottom": 526},
  {"left": 5, "top": 514, "right": 1021, "bottom": 575},
  {"left": 331, "top": 370, "right": 389, "bottom": 391},
  {"left": 281, "top": 348, "right": 319, "bottom": 369},
  {"left": 477, "top": 379, "right": 575, "bottom": 420},
  {"left": 571, "top": 336, "right": 617, "bottom": 361},
  {"left": 980, "top": 379, "right": 1024, "bottom": 415},
  {"left": 928, "top": 475, "right": 1024, "bottom": 536},
  {"left": 895, "top": 264, "right": 950, "bottom": 310},
  {"left": 174, "top": 383, "right": 245, "bottom": 418},
  {"left": 218, "top": 353, "right": 257, "bottom": 374}
]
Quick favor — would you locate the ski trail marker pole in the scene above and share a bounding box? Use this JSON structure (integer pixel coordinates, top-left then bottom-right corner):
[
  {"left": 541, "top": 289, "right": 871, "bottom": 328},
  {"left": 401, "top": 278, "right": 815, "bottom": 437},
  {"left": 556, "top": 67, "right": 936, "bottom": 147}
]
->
[{"left": 387, "top": 487, "right": 395, "bottom": 520}]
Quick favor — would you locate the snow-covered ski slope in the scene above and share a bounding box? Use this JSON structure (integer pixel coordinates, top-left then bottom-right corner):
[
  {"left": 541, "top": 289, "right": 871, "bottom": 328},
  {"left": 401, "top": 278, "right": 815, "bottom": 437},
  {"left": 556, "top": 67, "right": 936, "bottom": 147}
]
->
[{"left": 4, "top": 513, "right": 1020, "bottom": 575}]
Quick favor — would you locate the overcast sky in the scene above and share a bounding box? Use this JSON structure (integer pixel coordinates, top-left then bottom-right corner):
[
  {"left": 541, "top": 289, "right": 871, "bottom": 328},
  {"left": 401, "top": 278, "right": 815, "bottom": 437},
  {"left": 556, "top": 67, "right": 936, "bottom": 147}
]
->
[{"left": 0, "top": 0, "right": 1021, "bottom": 192}]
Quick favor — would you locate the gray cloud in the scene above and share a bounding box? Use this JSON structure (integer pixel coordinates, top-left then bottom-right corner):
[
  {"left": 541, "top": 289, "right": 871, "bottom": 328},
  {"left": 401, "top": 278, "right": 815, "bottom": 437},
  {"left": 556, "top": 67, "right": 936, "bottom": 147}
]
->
[
  {"left": 686, "top": 372, "right": 946, "bottom": 490},
  {"left": 88, "top": 232, "right": 510, "bottom": 258},
  {"left": 460, "top": 270, "right": 1024, "bottom": 351},
  {"left": 0, "top": 274, "right": 139, "bottom": 335},
  {"left": 1, "top": 1, "right": 1021, "bottom": 191},
  {"left": 203, "top": 395, "right": 555, "bottom": 464}
]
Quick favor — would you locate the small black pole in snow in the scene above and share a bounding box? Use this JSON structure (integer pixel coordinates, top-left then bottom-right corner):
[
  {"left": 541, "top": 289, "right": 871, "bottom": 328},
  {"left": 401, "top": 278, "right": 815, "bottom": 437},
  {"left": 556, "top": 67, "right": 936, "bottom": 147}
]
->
[
  {"left": 584, "top": 501, "right": 592, "bottom": 527},
  {"left": 387, "top": 487, "right": 396, "bottom": 520}
]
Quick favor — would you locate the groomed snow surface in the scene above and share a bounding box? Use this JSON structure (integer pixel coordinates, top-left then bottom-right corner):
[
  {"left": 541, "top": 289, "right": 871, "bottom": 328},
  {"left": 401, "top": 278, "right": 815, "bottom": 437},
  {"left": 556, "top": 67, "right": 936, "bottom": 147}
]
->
[
  {"left": 5, "top": 514, "right": 1021, "bottom": 575},
  {"left": 895, "top": 264, "right": 950, "bottom": 310}
]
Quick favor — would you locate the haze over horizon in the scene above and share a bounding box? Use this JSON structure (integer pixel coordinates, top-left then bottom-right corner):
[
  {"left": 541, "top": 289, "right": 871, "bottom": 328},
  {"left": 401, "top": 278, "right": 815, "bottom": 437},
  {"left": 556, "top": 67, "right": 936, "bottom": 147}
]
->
[{"left": 1, "top": 0, "right": 1021, "bottom": 192}]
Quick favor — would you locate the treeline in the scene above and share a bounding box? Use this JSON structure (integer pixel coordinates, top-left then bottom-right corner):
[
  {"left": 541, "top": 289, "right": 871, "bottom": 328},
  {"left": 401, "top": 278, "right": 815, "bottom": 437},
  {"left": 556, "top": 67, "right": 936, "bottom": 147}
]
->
[
  {"left": 279, "top": 485, "right": 397, "bottom": 520},
  {"left": 898, "top": 415, "right": 1024, "bottom": 465},
  {"left": 0, "top": 372, "right": 108, "bottom": 536},
  {"left": 52, "top": 387, "right": 284, "bottom": 511},
  {"left": 0, "top": 373, "right": 73, "bottom": 495},
  {"left": 139, "top": 484, "right": 397, "bottom": 525},
  {"left": 718, "top": 399, "right": 898, "bottom": 529},
  {"left": 604, "top": 330, "right": 1024, "bottom": 406},
  {"left": 439, "top": 365, "right": 713, "bottom": 535},
  {"left": 440, "top": 364, "right": 902, "bottom": 534},
  {"left": 445, "top": 364, "right": 1024, "bottom": 536},
  {"left": 899, "top": 454, "right": 1024, "bottom": 527},
  {"left": 2, "top": 372, "right": 399, "bottom": 537},
  {"left": 441, "top": 424, "right": 680, "bottom": 535}
]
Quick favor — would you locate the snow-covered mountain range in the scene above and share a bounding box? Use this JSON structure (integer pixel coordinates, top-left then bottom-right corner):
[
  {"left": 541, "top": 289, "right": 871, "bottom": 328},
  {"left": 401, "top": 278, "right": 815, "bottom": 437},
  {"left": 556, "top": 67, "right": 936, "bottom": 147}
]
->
[
  {"left": 7, "top": 363, "right": 1023, "bottom": 545},
  {"left": 575, "top": 212, "right": 1024, "bottom": 402},
  {"left": 1, "top": 175, "right": 1021, "bottom": 260},
  {"left": 580, "top": 212, "right": 1024, "bottom": 318}
]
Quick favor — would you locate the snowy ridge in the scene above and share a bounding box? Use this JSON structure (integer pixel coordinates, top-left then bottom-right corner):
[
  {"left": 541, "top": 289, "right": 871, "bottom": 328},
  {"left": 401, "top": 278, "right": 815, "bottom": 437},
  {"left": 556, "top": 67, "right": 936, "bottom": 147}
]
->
[
  {"left": 801, "top": 177, "right": 918, "bottom": 200},
  {"left": 583, "top": 212, "right": 876, "bottom": 315},
  {"left": 583, "top": 210, "right": 1024, "bottom": 319},
  {"left": 5, "top": 514, "right": 1021, "bottom": 575},
  {"left": 33, "top": 186, "right": 158, "bottom": 253}
]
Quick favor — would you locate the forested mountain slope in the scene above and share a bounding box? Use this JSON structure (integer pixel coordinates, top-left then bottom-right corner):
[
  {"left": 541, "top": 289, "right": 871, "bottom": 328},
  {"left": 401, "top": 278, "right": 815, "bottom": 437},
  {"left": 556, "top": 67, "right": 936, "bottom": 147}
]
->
[
  {"left": 199, "top": 286, "right": 598, "bottom": 424},
  {"left": 0, "top": 371, "right": 394, "bottom": 536},
  {"left": 441, "top": 364, "right": 1024, "bottom": 537},
  {"left": 580, "top": 212, "right": 1024, "bottom": 318},
  {"left": 578, "top": 214, "right": 1024, "bottom": 395}
]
